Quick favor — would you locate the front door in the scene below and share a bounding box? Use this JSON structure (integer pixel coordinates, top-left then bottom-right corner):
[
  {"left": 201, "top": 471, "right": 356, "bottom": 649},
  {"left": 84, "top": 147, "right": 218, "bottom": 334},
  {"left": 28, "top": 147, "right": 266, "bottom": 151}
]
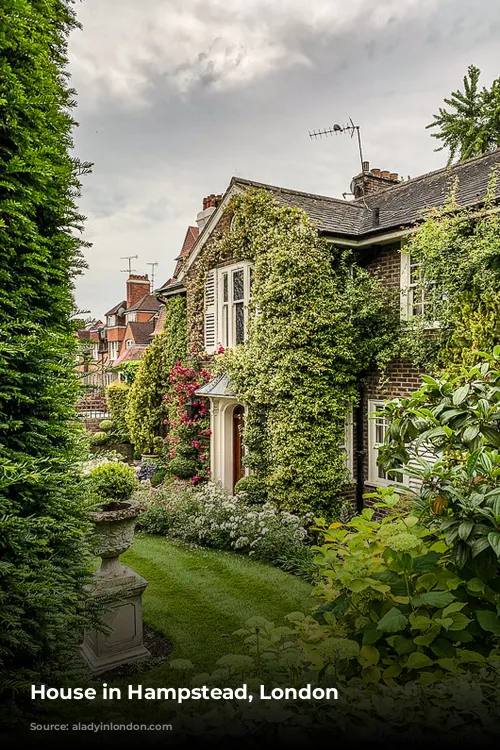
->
[{"left": 232, "top": 405, "right": 245, "bottom": 491}]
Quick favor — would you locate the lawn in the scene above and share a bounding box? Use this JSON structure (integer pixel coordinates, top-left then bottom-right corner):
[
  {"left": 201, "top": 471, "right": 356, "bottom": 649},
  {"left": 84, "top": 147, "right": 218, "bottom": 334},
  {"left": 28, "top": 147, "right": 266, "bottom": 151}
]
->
[{"left": 121, "top": 533, "right": 314, "bottom": 675}]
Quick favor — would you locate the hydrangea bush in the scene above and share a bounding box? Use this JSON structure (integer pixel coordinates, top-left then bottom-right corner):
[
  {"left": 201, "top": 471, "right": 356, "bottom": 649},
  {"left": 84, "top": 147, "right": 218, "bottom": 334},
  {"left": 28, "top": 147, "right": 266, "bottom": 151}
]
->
[{"left": 137, "top": 482, "right": 315, "bottom": 578}]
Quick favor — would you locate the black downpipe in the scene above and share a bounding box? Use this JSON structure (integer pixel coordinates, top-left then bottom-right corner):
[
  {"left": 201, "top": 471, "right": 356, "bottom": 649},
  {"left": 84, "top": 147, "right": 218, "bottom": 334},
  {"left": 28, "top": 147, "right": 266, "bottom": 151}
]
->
[{"left": 355, "top": 384, "right": 365, "bottom": 513}]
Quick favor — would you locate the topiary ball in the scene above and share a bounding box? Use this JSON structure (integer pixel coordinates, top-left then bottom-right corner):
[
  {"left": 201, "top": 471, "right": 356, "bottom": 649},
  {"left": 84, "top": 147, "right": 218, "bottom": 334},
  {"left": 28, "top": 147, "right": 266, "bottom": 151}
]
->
[
  {"left": 168, "top": 456, "right": 198, "bottom": 480},
  {"left": 99, "top": 419, "right": 114, "bottom": 432},
  {"left": 90, "top": 431, "right": 109, "bottom": 446},
  {"left": 88, "top": 462, "right": 139, "bottom": 501},
  {"left": 234, "top": 476, "right": 267, "bottom": 504}
]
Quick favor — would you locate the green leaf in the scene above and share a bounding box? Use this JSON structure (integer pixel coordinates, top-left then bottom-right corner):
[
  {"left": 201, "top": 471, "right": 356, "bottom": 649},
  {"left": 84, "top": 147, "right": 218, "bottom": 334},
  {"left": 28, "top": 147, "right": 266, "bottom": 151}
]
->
[
  {"left": 377, "top": 607, "right": 409, "bottom": 633},
  {"left": 453, "top": 384, "right": 470, "bottom": 406},
  {"left": 382, "top": 664, "right": 402, "bottom": 681},
  {"left": 487, "top": 532, "right": 500, "bottom": 557},
  {"left": 406, "top": 652, "right": 434, "bottom": 670},
  {"left": 412, "top": 552, "right": 440, "bottom": 572},
  {"left": 476, "top": 610, "right": 500, "bottom": 635},
  {"left": 447, "top": 612, "right": 471, "bottom": 631},
  {"left": 466, "top": 578, "right": 485, "bottom": 594},
  {"left": 358, "top": 645, "right": 380, "bottom": 667},
  {"left": 462, "top": 425, "right": 480, "bottom": 443},
  {"left": 457, "top": 650, "right": 485, "bottom": 664},
  {"left": 412, "top": 591, "right": 455, "bottom": 608},
  {"left": 389, "top": 635, "right": 417, "bottom": 655},
  {"left": 458, "top": 520, "right": 474, "bottom": 541}
]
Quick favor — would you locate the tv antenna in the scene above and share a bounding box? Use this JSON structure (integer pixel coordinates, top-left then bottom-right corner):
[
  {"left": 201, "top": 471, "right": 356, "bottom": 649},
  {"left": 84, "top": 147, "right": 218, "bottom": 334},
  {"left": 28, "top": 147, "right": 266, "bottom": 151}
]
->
[
  {"left": 147, "top": 261, "right": 159, "bottom": 292},
  {"left": 309, "top": 118, "right": 368, "bottom": 205},
  {"left": 120, "top": 254, "right": 138, "bottom": 274}
]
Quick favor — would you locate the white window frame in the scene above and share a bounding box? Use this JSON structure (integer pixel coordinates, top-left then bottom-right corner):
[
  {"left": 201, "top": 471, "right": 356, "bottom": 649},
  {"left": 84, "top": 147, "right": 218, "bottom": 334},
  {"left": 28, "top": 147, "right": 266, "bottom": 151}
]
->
[
  {"left": 125, "top": 339, "right": 133, "bottom": 349},
  {"left": 204, "top": 262, "right": 252, "bottom": 353},
  {"left": 400, "top": 244, "right": 439, "bottom": 326},
  {"left": 106, "top": 315, "right": 116, "bottom": 327},
  {"left": 126, "top": 311, "right": 137, "bottom": 323},
  {"left": 108, "top": 340, "right": 118, "bottom": 361},
  {"left": 368, "top": 400, "right": 408, "bottom": 487}
]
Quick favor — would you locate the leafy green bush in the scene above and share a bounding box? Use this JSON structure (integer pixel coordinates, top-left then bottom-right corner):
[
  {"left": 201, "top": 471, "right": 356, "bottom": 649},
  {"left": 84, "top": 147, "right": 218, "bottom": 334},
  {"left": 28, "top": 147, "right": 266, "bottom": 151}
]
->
[
  {"left": 105, "top": 382, "right": 130, "bottom": 441},
  {"left": 379, "top": 350, "right": 500, "bottom": 576},
  {"left": 88, "top": 462, "right": 139, "bottom": 501},
  {"left": 153, "top": 436, "right": 164, "bottom": 455},
  {"left": 150, "top": 469, "right": 167, "bottom": 488},
  {"left": 138, "top": 483, "right": 314, "bottom": 577},
  {"left": 99, "top": 419, "right": 113, "bottom": 432},
  {"left": 168, "top": 456, "right": 198, "bottom": 480},
  {"left": 90, "top": 431, "right": 109, "bottom": 446},
  {"left": 234, "top": 475, "right": 267, "bottom": 504}
]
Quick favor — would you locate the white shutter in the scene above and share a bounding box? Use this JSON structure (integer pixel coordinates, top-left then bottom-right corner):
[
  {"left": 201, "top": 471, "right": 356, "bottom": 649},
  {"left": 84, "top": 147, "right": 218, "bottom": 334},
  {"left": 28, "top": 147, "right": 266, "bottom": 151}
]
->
[
  {"left": 400, "top": 249, "right": 410, "bottom": 321},
  {"left": 204, "top": 269, "right": 217, "bottom": 354}
]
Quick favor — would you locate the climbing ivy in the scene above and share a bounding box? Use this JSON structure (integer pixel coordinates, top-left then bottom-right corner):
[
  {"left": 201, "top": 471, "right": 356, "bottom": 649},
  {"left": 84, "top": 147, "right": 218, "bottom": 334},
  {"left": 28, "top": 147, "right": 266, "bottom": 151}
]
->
[
  {"left": 211, "top": 191, "right": 398, "bottom": 516},
  {"left": 402, "top": 169, "right": 500, "bottom": 374},
  {"left": 125, "top": 296, "right": 187, "bottom": 453}
]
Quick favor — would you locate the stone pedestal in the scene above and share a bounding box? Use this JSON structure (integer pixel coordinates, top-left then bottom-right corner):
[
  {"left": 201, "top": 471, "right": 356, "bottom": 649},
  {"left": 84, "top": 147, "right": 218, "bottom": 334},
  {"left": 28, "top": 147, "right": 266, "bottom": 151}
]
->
[
  {"left": 81, "top": 567, "right": 150, "bottom": 674},
  {"left": 81, "top": 499, "right": 151, "bottom": 674}
]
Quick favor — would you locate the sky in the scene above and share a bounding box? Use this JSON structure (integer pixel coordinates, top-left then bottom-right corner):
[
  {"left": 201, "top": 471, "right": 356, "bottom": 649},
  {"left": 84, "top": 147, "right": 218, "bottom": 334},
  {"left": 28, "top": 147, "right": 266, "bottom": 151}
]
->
[{"left": 68, "top": 0, "right": 500, "bottom": 319}]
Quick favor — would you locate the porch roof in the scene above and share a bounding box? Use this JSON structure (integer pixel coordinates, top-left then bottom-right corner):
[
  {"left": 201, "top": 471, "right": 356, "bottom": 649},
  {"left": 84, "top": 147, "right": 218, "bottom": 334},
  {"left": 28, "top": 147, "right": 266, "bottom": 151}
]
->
[{"left": 195, "top": 373, "right": 236, "bottom": 399}]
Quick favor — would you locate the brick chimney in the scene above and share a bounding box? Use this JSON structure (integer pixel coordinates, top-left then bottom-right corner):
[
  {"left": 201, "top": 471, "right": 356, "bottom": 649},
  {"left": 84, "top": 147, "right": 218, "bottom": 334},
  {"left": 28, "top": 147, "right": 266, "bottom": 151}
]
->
[
  {"left": 350, "top": 162, "right": 399, "bottom": 199},
  {"left": 126, "top": 274, "right": 150, "bottom": 308},
  {"left": 196, "top": 193, "right": 223, "bottom": 231}
]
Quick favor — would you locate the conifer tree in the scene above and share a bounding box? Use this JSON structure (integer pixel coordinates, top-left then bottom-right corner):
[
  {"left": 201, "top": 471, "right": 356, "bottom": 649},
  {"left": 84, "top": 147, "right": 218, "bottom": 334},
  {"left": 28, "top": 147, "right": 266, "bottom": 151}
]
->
[
  {"left": 0, "top": 0, "right": 94, "bottom": 690},
  {"left": 427, "top": 65, "right": 500, "bottom": 163}
]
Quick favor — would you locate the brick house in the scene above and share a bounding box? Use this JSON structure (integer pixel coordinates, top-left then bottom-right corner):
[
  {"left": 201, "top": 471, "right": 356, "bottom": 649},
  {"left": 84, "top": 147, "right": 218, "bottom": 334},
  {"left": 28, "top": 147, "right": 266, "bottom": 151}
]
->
[{"left": 155, "top": 150, "right": 500, "bottom": 503}]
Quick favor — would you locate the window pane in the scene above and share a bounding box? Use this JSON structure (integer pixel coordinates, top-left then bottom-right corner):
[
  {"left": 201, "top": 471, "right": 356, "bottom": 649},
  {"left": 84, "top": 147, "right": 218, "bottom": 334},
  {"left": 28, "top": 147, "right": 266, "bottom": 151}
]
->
[
  {"left": 235, "top": 302, "right": 244, "bottom": 344},
  {"left": 233, "top": 269, "right": 244, "bottom": 301},
  {"left": 223, "top": 273, "right": 228, "bottom": 303},
  {"left": 223, "top": 305, "right": 228, "bottom": 347}
]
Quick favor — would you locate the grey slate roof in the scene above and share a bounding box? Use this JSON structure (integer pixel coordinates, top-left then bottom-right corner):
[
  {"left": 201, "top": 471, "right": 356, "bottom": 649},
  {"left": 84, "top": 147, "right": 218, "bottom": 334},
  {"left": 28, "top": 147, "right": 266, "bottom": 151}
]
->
[
  {"left": 195, "top": 373, "right": 236, "bottom": 399},
  {"left": 232, "top": 148, "right": 500, "bottom": 239},
  {"left": 128, "top": 321, "right": 155, "bottom": 345},
  {"left": 127, "top": 293, "right": 162, "bottom": 313}
]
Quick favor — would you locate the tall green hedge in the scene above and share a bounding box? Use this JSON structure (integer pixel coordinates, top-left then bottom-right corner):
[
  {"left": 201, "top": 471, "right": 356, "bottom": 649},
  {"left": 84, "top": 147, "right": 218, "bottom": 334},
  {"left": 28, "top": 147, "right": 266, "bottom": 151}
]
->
[
  {"left": 126, "top": 296, "right": 187, "bottom": 453},
  {"left": 0, "top": 0, "right": 94, "bottom": 691},
  {"left": 105, "top": 381, "right": 130, "bottom": 441}
]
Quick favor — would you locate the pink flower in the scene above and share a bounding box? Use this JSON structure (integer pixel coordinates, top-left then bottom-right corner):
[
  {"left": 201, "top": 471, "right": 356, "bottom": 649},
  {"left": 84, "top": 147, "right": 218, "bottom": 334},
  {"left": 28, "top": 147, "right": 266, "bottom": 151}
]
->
[
  {"left": 163, "top": 419, "right": 168, "bottom": 425},
  {"left": 192, "top": 474, "right": 202, "bottom": 485},
  {"left": 216, "top": 344, "right": 225, "bottom": 354}
]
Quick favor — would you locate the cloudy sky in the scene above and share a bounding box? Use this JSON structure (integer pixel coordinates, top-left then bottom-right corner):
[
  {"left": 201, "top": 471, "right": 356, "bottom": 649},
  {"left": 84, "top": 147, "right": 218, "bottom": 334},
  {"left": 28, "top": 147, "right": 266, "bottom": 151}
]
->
[{"left": 68, "top": 0, "right": 500, "bottom": 319}]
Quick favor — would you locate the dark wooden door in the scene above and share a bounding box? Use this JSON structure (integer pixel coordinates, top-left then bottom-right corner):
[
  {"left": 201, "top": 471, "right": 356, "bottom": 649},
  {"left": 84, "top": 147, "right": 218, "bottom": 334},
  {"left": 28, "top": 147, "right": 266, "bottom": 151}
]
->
[{"left": 232, "top": 405, "right": 245, "bottom": 491}]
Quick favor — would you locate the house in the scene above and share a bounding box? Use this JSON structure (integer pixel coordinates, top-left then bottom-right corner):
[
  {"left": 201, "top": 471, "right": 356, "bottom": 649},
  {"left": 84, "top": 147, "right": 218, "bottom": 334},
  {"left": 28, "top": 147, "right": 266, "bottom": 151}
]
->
[{"left": 155, "top": 150, "right": 500, "bottom": 502}]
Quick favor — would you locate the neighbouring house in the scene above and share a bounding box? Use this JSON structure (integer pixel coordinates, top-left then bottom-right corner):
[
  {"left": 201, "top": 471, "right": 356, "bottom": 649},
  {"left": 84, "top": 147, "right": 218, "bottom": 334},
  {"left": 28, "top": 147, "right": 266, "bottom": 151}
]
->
[
  {"left": 155, "top": 151, "right": 500, "bottom": 505},
  {"left": 75, "top": 319, "right": 111, "bottom": 389}
]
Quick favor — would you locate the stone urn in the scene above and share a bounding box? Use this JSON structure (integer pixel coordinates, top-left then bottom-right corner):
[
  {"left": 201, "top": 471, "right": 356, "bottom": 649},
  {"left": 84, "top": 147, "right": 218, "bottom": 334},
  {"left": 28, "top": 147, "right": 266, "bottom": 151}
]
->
[{"left": 81, "top": 499, "right": 151, "bottom": 674}]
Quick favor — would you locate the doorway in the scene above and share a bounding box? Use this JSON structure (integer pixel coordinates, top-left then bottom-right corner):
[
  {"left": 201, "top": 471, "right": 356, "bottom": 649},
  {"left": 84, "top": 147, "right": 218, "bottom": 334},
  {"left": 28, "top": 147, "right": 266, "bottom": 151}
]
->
[{"left": 232, "top": 405, "right": 245, "bottom": 491}]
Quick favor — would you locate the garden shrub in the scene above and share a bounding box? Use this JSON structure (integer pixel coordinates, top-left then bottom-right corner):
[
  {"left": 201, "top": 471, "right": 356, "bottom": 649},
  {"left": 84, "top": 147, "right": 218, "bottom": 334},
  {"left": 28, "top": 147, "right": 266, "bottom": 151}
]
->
[
  {"left": 234, "top": 475, "right": 267, "bottom": 504},
  {"left": 150, "top": 469, "right": 167, "bottom": 488},
  {"left": 88, "top": 462, "right": 139, "bottom": 502},
  {"left": 138, "top": 482, "right": 314, "bottom": 577},
  {"left": 168, "top": 456, "right": 199, "bottom": 480},
  {"left": 90, "top": 431, "right": 109, "bottom": 446},
  {"left": 126, "top": 297, "right": 187, "bottom": 453},
  {"left": 152, "top": 436, "right": 164, "bottom": 455},
  {"left": 99, "top": 419, "right": 113, "bottom": 432},
  {"left": 105, "top": 382, "right": 130, "bottom": 442},
  {"left": 137, "top": 461, "right": 159, "bottom": 482}
]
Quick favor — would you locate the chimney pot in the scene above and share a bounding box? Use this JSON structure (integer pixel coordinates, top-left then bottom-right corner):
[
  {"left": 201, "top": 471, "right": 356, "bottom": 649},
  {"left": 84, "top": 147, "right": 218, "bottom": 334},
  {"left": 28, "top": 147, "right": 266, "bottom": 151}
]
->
[
  {"left": 372, "top": 168, "right": 381, "bottom": 177},
  {"left": 381, "top": 170, "right": 390, "bottom": 179},
  {"left": 390, "top": 173, "right": 398, "bottom": 181},
  {"left": 362, "top": 161, "right": 370, "bottom": 172}
]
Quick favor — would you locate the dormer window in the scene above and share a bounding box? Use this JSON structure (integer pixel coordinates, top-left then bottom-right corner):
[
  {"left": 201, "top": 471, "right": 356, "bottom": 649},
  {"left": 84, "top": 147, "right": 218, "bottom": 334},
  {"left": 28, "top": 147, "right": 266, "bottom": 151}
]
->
[
  {"left": 106, "top": 315, "right": 116, "bottom": 327},
  {"left": 125, "top": 339, "right": 133, "bottom": 349},
  {"left": 204, "top": 262, "right": 252, "bottom": 354},
  {"left": 126, "top": 312, "right": 137, "bottom": 323}
]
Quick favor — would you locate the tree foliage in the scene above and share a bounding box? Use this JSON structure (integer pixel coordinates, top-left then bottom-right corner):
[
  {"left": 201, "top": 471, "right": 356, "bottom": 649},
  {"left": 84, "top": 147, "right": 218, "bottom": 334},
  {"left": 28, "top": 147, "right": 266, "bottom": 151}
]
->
[
  {"left": 0, "top": 0, "right": 94, "bottom": 690},
  {"left": 105, "top": 381, "right": 130, "bottom": 441},
  {"left": 125, "top": 296, "right": 187, "bottom": 453},
  {"left": 427, "top": 64, "right": 500, "bottom": 163}
]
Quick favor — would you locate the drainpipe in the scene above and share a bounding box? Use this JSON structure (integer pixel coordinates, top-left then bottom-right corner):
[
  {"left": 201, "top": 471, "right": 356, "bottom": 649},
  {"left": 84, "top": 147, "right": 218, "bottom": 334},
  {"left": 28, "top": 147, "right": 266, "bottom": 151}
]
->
[{"left": 355, "top": 384, "right": 365, "bottom": 513}]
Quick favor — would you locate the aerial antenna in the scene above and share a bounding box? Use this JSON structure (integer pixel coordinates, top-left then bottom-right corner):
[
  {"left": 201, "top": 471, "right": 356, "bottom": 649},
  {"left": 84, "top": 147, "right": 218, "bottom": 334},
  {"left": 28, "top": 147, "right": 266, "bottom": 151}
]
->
[
  {"left": 120, "top": 254, "right": 139, "bottom": 274},
  {"left": 147, "top": 261, "right": 159, "bottom": 292},
  {"left": 309, "top": 118, "right": 368, "bottom": 205}
]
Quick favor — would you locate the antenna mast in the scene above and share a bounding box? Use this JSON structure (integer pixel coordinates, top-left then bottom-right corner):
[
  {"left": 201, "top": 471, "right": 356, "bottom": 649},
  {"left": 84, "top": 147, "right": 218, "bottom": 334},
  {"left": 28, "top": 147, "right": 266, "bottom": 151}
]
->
[
  {"left": 309, "top": 118, "right": 367, "bottom": 203},
  {"left": 120, "top": 254, "right": 139, "bottom": 274},
  {"left": 147, "top": 262, "right": 159, "bottom": 292}
]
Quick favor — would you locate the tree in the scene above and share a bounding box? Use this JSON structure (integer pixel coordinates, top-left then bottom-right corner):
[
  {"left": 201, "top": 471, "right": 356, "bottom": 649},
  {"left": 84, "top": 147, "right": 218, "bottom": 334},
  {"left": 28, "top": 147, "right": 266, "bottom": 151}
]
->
[
  {"left": 126, "top": 297, "right": 187, "bottom": 453},
  {"left": 0, "top": 0, "right": 94, "bottom": 691},
  {"left": 427, "top": 65, "right": 500, "bottom": 163}
]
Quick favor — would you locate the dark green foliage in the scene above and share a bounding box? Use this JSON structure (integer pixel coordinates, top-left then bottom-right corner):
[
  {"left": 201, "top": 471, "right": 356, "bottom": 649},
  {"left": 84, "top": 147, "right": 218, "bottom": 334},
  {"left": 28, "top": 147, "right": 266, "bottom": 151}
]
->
[
  {"left": 90, "top": 431, "right": 109, "bottom": 446},
  {"left": 168, "top": 456, "right": 198, "bottom": 480},
  {"left": 105, "top": 382, "right": 130, "bottom": 441},
  {"left": 87, "top": 463, "right": 139, "bottom": 502},
  {"left": 234, "top": 475, "right": 267, "bottom": 504},
  {"left": 126, "top": 297, "right": 187, "bottom": 452},
  {"left": 150, "top": 469, "right": 167, "bottom": 488},
  {"left": 0, "top": 0, "right": 95, "bottom": 690},
  {"left": 427, "top": 65, "right": 500, "bottom": 163}
]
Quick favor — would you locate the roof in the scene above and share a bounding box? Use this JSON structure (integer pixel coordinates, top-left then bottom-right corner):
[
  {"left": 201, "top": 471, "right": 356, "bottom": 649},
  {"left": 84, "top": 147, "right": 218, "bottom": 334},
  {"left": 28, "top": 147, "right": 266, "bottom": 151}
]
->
[
  {"left": 195, "top": 373, "right": 236, "bottom": 398},
  {"left": 152, "top": 306, "right": 167, "bottom": 336},
  {"left": 105, "top": 300, "right": 126, "bottom": 317},
  {"left": 230, "top": 177, "right": 365, "bottom": 235},
  {"left": 126, "top": 293, "right": 162, "bottom": 313},
  {"left": 113, "top": 345, "right": 148, "bottom": 366},
  {"left": 128, "top": 320, "right": 156, "bottom": 345},
  {"left": 356, "top": 148, "right": 500, "bottom": 234},
  {"left": 171, "top": 225, "right": 200, "bottom": 279}
]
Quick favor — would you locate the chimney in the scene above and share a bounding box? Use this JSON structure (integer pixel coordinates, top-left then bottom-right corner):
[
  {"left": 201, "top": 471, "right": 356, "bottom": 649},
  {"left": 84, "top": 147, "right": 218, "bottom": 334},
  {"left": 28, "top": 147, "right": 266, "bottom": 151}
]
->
[
  {"left": 350, "top": 166, "right": 400, "bottom": 199},
  {"left": 126, "top": 274, "right": 150, "bottom": 308},
  {"left": 196, "top": 193, "right": 223, "bottom": 230}
]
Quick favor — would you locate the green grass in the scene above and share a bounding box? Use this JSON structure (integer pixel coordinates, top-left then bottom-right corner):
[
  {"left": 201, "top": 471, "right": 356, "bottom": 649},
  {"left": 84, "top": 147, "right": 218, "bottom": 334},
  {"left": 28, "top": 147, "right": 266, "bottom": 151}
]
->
[{"left": 121, "top": 533, "right": 314, "bottom": 675}]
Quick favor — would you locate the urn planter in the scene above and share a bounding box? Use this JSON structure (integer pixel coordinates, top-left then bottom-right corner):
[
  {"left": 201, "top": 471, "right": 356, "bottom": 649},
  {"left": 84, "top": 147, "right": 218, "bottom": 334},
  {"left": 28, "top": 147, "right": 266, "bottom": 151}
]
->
[{"left": 81, "top": 499, "right": 151, "bottom": 674}]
